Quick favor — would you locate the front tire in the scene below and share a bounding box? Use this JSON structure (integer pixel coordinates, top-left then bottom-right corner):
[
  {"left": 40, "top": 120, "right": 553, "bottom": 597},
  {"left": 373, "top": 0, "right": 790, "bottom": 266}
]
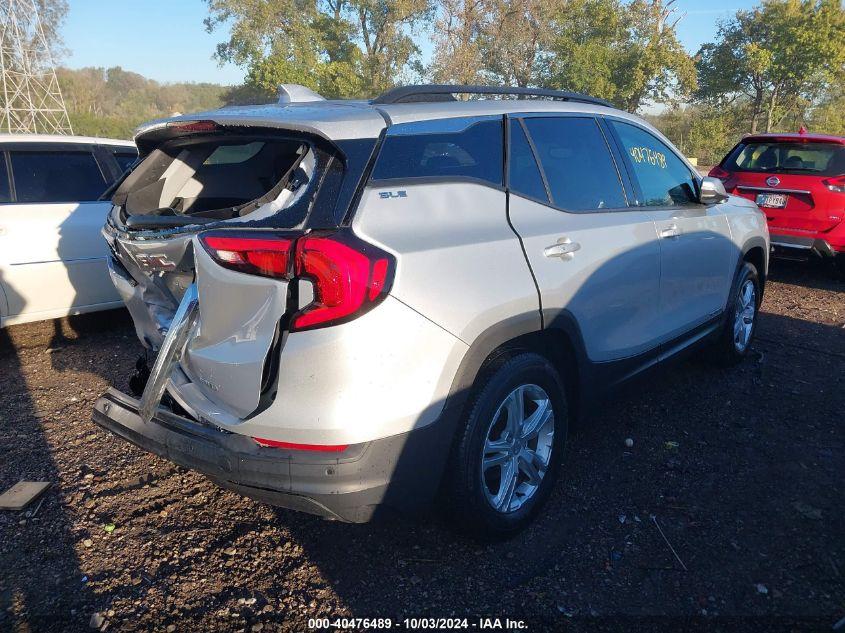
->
[
  {"left": 709, "top": 261, "right": 761, "bottom": 366},
  {"left": 442, "top": 352, "right": 568, "bottom": 537}
]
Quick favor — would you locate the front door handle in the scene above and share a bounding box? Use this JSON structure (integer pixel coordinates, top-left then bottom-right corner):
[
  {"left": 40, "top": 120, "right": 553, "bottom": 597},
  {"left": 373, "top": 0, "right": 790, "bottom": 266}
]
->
[
  {"left": 544, "top": 239, "right": 581, "bottom": 259},
  {"left": 660, "top": 224, "right": 680, "bottom": 239}
]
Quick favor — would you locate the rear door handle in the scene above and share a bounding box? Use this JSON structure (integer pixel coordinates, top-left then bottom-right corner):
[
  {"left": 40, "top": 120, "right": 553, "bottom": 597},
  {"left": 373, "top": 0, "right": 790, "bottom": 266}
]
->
[
  {"left": 544, "top": 239, "right": 581, "bottom": 259},
  {"left": 660, "top": 224, "right": 680, "bottom": 239}
]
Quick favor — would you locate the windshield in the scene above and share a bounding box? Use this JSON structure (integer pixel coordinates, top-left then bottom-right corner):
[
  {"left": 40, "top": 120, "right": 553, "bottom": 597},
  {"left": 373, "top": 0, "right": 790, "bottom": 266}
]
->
[{"left": 725, "top": 141, "right": 845, "bottom": 176}]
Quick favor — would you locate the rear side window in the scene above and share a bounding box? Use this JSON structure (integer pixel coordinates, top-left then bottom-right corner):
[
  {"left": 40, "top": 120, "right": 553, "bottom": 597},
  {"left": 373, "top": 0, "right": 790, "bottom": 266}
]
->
[
  {"left": 523, "top": 117, "right": 626, "bottom": 211},
  {"left": 610, "top": 121, "right": 697, "bottom": 207},
  {"left": 10, "top": 150, "right": 107, "bottom": 203},
  {"left": 112, "top": 150, "right": 138, "bottom": 173},
  {"left": 372, "top": 119, "right": 503, "bottom": 186},
  {"left": 0, "top": 156, "right": 10, "bottom": 203},
  {"left": 725, "top": 141, "right": 845, "bottom": 176},
  {"left": 508, "top": 119, "right": 548, "bottom": 202}
]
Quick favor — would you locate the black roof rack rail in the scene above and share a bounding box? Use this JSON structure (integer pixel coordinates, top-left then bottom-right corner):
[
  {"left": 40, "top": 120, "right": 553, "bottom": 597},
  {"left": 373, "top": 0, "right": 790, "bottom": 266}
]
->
[{"left": 371, "top": 84, "right": 615, "bottom": 109}]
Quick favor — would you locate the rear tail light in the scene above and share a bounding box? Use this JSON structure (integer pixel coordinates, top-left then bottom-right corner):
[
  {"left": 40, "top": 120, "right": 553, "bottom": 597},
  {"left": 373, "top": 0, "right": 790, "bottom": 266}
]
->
[
  {"left": 708, "top": 166, "right": 731, "bottom": 181},
  {"left": 199, "top": 230, "right": 394, "bottom": 331},
  {"left": 823, "top": 175, "right": 845, "bottom": 193},
  {"left": 200, "top": 235, "right": 293, "bottom": 277},
  {"left": 291, "top": 235, "right": 392, "bottom": 331}
]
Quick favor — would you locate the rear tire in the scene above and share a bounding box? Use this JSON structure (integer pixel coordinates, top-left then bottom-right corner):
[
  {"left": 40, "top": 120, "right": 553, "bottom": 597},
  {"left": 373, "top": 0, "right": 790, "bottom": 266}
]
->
[
  {"left": 708, "top": 261, "right": 761, "bottom": 366},
  {"left": 442, "top": 351, "right": 568, "bottom": 538}
]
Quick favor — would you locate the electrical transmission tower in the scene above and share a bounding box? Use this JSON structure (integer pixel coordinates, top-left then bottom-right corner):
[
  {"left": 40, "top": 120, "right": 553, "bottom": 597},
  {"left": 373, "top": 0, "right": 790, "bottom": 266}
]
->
[{"left": 0, "top": 0, "right": 72, "bottom": 134}]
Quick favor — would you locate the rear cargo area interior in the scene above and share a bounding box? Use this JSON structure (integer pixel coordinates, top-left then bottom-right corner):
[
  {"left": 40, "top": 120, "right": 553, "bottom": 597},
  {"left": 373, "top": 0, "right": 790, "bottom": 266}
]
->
[{"left": 115, "top": 137, "right": 307, "bottom": 220}]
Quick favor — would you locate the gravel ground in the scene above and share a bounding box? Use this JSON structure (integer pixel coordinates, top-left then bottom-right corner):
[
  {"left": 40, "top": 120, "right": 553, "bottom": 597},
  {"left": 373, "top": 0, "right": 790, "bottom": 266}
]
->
[{"left": 1, "top": 258, "right": 843, "bottom": 633}]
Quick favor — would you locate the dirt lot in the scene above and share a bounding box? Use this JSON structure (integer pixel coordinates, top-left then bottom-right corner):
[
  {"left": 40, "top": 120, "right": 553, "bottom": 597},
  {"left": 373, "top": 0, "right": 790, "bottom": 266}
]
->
[{"left": 1, "top": 259, "right": 843, "bottom": 632}]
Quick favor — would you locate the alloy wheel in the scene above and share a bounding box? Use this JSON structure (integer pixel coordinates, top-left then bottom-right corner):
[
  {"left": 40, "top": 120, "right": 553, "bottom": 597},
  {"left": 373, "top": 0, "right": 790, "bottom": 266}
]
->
[
  {"left": 733, "top": 279, "right": 756, "bottom": 353},
  {"left": 481, "top": 384, "right": 555, "bottom": 513}
]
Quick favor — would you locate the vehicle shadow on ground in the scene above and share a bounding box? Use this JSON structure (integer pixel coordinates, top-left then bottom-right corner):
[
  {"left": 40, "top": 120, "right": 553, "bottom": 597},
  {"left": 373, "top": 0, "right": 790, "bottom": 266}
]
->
[
  {"left": 274, "top": 304, "right": 843, "bottom": 625},
  {"left": 0, "top": 275, "right": 99, "bottom": 630},
  {"left": 45, "top": 309, "right": 136, "bottom": 386},
  {"left": 767, "top": 256, "right": 843, "bottom": 293}
]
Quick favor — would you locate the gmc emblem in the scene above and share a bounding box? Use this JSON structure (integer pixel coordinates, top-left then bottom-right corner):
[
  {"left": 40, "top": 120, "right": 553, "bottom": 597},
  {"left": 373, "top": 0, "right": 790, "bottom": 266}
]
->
[{"left": 135, "top": 253, "right": 177, "bottom": 271}]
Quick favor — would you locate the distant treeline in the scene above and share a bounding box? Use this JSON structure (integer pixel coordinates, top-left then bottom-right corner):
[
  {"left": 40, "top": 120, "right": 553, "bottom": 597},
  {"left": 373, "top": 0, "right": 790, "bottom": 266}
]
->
[
  {"left": 57, "top": 66, "right": 229, "bottom": 140},
  {"left": 57, "top": 65, "right": 843, "bottom": 168}
]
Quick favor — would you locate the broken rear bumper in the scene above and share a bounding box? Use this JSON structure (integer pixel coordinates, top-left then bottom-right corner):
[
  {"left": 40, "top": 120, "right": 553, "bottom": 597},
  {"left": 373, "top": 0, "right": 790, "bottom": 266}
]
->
[{"left": 92, "top": 388, "right": 450, "bottom": 522}]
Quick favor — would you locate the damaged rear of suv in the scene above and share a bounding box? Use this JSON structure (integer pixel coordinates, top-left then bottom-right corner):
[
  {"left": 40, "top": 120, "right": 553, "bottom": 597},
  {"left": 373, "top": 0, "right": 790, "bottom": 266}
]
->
[
  {"left": 94, "top": 84, "right": 768, "bottom": 535},
  {"left": 95, "top": 90, "right": 451, "bottom": 524}
]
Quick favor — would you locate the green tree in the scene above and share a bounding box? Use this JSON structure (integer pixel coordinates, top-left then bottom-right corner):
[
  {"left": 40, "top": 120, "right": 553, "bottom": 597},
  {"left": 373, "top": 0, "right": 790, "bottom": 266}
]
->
[
  {"left": 547, "top": 0, "right": 696, "bottom": 111},
  {"left": 57, "top": 66, "right": 228, "bottom": 139},
  {"left": 696, "top": 0, "right": 845, "bottom": 133},
  {"left": 431, "top": 0, "right": 695, "bottom": 111},
  {"left": 205, "top": 0, "right": 432, "bottom": 100}
]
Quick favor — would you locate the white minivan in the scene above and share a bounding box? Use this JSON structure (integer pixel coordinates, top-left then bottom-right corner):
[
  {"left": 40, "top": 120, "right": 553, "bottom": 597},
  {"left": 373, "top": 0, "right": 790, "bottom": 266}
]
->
[{"left": 0, "top": 134, "right": 137, "bottom": 327}]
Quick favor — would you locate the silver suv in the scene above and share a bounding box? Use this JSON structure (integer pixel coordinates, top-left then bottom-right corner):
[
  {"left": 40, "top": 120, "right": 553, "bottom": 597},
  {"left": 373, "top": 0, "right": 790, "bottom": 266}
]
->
[{"left": 93, "top": 85, "right": 769, "bottom": 536}]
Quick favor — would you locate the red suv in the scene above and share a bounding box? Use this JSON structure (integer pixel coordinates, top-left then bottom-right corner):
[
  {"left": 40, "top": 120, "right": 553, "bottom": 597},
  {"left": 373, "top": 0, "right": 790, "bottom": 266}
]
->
[{"left": 710, "top": 132, "right": 845, "bottom": 267}]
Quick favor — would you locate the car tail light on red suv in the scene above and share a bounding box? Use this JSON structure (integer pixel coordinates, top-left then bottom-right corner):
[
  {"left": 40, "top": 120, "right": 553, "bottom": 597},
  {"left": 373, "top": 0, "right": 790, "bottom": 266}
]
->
[
  {"left": 822, "top": 175, "right": 845, "bottom": 193},
  {"left": 708, "top": 166, "right": 731, "bottom": 181},
  {"left": 199, "top": 230, "right": 395, "bottom": 331}
]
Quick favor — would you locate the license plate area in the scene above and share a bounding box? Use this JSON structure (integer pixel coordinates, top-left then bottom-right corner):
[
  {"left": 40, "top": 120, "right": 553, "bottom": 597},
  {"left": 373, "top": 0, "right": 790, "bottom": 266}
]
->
[{"left": 756, "top": 193, "right": 788, "bottom": 208}]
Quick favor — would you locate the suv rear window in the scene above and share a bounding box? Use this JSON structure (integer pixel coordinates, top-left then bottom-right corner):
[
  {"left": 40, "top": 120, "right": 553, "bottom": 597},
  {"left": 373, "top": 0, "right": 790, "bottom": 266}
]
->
[
  {"left": 725, "top": 141, "right": 845, "bottom": 176},
  {"left": 372, "top": 119, "right": 503, "bottom": 186},
  {"left": 114, "top": 138, "right": 306, "bottom": 218}
]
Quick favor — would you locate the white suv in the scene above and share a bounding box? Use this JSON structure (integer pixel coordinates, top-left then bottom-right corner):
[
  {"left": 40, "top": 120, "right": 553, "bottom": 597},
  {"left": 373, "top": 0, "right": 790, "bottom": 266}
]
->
[{"left": 93, "top": 85, "right": 769, "bottom": 535}]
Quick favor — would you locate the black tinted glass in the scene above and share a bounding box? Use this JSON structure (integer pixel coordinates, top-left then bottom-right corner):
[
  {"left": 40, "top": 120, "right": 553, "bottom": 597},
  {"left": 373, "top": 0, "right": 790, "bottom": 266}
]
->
[
  {"left": 113, "top": 151, "right": 138, "bottom": 173},
  {"left": 523, "top": 117, "right": 626, "bottom": 211},
  {"left": 0, "top": 156, "right": 10, "bottom": 202},
  {"left": 610, "top": 121, "right": 697, "bottom": 206},
  {"left": 372, "top": 119, "right": 503, "bottom": 186},
  {"left": 11, "top": 150, "right": 107, "bottom": 203},
  {"left": 508, "top": 120, "right": 548, "bottom": 202}
]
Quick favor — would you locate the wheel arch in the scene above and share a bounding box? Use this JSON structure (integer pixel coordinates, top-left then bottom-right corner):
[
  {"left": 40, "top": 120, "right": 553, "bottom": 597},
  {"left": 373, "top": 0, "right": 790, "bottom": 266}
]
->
[
  {"left": 439, "top": 311, "right": 587, "bottom": 446},
  {"left": 740, "top": 236, "right": 768, "bottom": 294}
]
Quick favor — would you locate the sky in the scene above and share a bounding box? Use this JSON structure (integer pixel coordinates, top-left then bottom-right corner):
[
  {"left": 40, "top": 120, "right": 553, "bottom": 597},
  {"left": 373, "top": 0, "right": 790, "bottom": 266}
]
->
[{"left": 61, "top": 0, "right": 758, "bottom": 87}]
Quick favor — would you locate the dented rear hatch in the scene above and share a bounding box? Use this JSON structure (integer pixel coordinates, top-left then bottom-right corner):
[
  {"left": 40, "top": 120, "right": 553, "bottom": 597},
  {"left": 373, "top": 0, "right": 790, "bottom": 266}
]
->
[{"left": 104, "top": 103, "right": 384, "bottom": 427}]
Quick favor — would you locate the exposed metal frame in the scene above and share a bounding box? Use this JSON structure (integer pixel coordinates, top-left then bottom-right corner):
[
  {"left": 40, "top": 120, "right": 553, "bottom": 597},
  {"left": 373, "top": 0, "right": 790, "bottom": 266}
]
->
[{"left": 372, "top": 84, "right": 615, "bottom": 109}]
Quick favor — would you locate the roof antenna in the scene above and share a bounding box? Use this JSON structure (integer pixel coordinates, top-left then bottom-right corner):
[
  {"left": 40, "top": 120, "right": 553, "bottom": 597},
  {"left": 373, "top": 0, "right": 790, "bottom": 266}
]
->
[
  {"left": 278, "top": 84, "right": 326, "bottom": 104},
  {"left": 798, "top": 125, "right": 808, "bottom": 135}
]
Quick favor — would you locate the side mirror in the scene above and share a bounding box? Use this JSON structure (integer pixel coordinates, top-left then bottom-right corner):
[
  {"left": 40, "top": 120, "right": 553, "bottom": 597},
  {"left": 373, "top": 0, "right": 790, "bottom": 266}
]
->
[{"left": 699, "top": 176, "right": 729, "bottom": 205}]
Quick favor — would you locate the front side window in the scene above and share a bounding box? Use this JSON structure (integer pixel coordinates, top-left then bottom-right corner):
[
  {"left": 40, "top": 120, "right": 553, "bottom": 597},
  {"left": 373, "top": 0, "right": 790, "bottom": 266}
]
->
[
  {"left": 610, "top": 121, "right": 697, "bottom": 207},
  {"left": 10, "top": 150, "right": 107, "bottom": 203},
  {"left": 522, "top": 116, "right": 627, "bottom": 211},
  {"left": 508, "top": 119, "right": 548, "bottom": 203},
  {"left": 372, "top": 118, "right": 503, "bottom": 186}
]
